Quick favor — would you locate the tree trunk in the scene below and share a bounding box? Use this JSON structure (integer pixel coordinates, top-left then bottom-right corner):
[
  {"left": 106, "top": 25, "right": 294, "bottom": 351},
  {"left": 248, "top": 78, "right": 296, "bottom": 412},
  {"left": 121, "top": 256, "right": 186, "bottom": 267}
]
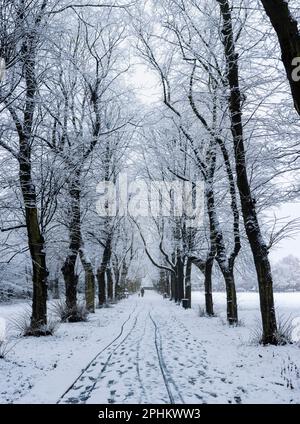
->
[
  {"left": 79, "top": 244, "right": 95, "bottom": 313},
  {"left": 18, "top": 110, "right": 47, "bottom": 334},
  {"left": 115, "top": 260, "right": 128, "bottom": 300},
  {"left": 23, "top": 196, "right": 48, "bottom": 332},
  {"left": 97, "top": 235, "right": 112, "bottom": 306},
  {"left": 190, "top": 254, "right": 214, "bottom": 316},
  {"left": 113, "top": 260, "right": 121, "bottom": 300},
  {"left": 106, "top": 267, "right": 114, "bottom": 301},
  {"left": 185, "top": 257, "right": 192, "bottom": 308},
  {"left": 223, "top": 268, "right": 238, "bottom": 325},
  {"left": 217, "top": 0, "right": 277, "bottom": 344},
  {"left": 15, "top": 14, "right": 49, "bottom": 334},
  {"left": 97, "top": 267, "right": 106, "bottom": 306},
  {"left": 176, "top": 254, "right": 185, "bottom": 303},
  {"left": 204, "top": 255, "right": 214, "bottom": 316},
  {"left": 206, "top": 141, "right": 238, "bottom": 324},
  {"left": 170, "top": 271, "right": 175, "bottom": 301},
  {"left": 61, "top": 172, "right": 81, "bottom": 321}
]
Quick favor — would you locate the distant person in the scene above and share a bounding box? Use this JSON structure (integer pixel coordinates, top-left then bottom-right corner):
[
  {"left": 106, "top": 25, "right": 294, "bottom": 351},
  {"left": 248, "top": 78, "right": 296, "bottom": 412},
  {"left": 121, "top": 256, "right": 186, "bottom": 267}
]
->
[{"left": 140, "top": 287, "right": 145, "bottom": 297}]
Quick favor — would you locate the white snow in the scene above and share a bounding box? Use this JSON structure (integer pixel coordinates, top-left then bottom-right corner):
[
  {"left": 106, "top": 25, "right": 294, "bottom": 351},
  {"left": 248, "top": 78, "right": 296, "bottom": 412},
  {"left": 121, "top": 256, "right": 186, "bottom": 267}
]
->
[{"left": 0, "top": 292, "right": 299, "bottom": 404}]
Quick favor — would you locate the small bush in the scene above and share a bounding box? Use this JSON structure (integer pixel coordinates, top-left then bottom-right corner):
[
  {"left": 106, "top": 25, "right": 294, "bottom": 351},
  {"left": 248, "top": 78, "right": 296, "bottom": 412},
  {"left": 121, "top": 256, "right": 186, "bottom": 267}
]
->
[
  {"left": 0, "top": 338, "right": 19, "bottom": 359},
  {"left": 275, "top": 315, "right": 294, "bottom": 345},
  {"left": 10, "top": 308, "right": 59, "bottom": 337},
  {"left": 24, "top": 320, "right": 59, "bottom": 337},
  {"left": 51, "top": 300, "right": 89, "bottom": 323},
  {"left": 250, "top": 314, "right": 294, "bottom": 346},
  {"left": 219, "top": 315, "right": 243, "bottom": 327}
]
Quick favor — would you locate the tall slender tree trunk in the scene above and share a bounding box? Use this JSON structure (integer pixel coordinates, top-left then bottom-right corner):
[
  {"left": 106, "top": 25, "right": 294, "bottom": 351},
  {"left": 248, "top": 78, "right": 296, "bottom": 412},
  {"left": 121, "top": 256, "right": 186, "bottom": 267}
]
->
[
  {"left": 185, "top": 257, "right": 192, "bottom": 308},
  {"left": 170, "top": 271, "right": 175, "bottom": 301},
  {"left": 217, "top": 0, "right": 277, "bottom": 344},
  {"left": 20, "top": 157, "right": 48, "bottom": 332},
  {"left": 206, "top": 142, "right": 238, "bottom": 323},
  {"left": 106, "top": 267, "right": 114, "bottom": 301},
  {"left": 97, "top": 235, "right": 112, "bottom": 306},
  {"left": 223, "top": 268, "right": 238, "bottom": 325},
  {"left": 97, "top": 267, "right": 106, "bottom": 306},
  {"left": 113, "top": 260, "right": 121, "bottom": 300},
  {"left": 204, "top": 254, "right": 214, "bottom": 316},
  {"left": 17, "top": 20, "right": 48, "bottom": 333},
  {"left": 61, "top": 172, "right": 81, "bottom": 321},
  {"left": 176, "top": 254, "right": 185, "bottom": 302},
  {"left": 79, "top": 243, "right": 95, "bottom": 313}
]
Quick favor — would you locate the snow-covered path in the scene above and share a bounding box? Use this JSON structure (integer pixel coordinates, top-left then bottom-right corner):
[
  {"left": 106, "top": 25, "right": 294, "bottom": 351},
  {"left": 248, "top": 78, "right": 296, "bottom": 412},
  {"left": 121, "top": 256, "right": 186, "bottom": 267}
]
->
[
  {"left": 1, "top": 292, "right": 300, "bottom": 404},
  {"left": 59, "top": 298, "right": 187, "bottom": 404},
  {"left": 53, "top": 294, "right": 220, "bottom": 404}
]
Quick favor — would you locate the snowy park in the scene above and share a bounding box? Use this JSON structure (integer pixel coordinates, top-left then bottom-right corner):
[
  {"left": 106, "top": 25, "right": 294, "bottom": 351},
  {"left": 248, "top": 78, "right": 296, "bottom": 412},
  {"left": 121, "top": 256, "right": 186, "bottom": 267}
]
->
[
  {"left": 0, "top": 291, "right": 300, "bottom": 404},
  {"left": 1, "top": 0, "right": 300, "bottom": 410}
]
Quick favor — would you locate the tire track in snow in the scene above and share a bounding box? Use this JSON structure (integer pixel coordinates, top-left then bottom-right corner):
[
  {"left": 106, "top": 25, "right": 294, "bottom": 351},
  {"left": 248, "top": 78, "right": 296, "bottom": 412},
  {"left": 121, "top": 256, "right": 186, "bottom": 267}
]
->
[
  {"left": 57, "top": 302, "right": 138, "bottom": 404},
  {"left": 135, "top": 310, "right": 149, "bottom": 404},
  {"left": 81, "top": 310, "right": 141, "bottom": 403},
  {"left": 149, "top": 310, "right": 185, "bottom": 404}
]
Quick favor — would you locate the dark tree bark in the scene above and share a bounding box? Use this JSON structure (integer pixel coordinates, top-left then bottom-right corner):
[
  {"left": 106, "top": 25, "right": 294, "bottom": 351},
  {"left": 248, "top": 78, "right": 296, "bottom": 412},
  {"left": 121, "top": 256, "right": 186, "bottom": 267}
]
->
[
  {"left": 191, "top": 252, "right": 215, "bottom": 316},
  {"left": 206, "top": 139, "right": 238, "bottom": 324},
  {"left": 204, "top": 250, "right": 215, "bottom": 316},
  {"left": 11, "top": 1, "right": 49, "bottom": 334},
  {"left": 217, "top": 0, "right": 277, "bottom": 344},
  {"left": 106, "top": 267, "right": 114, "bottom": 301},
  {"left": 188, "top": 67, "right": 240, "bottom": 322},
  {"left": 79, "top": 243, "right": 95, "bottom": 313},
  {"left": 97, "top": 267, "right": 106, "bottom": 306},
  {"left": 61, "top": 172, "right": 81, "bottom": 321},
  {"left": 260, "top": 0, "right": 300, "bottom": 115},
  {"left": 113, "top": 258, "right": 121, "bottom": 299},
  {"left": 20, "top": 158, "right": 48, "bottom": 332},
  {"left": 97, "top": 235, "right": 112, "bottom": 306},
  {"left": 170, "top": 269, "right": 176, "bottom": 301},
  {"left": 224, "top": 269, "right": 238, "bottom": 325},
  {"left": 185, "top": 257, "right": 192, "bottom": 308},
  {"left": 176, "top": 253, "right": 185, "bottom": 303}
]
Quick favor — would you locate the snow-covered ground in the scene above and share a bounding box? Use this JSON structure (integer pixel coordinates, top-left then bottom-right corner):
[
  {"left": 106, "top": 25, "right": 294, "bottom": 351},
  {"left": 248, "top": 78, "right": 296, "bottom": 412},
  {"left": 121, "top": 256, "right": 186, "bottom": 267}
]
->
[{"left": 0, "top": 292, "right": 299, "bottom": 404}]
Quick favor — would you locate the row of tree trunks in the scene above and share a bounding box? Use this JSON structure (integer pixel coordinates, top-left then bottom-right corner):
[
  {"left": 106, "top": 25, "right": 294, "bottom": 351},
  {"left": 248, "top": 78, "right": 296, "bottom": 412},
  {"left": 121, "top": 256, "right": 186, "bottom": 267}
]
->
[
  {"left": 217, "top": 0, "right": 277, "bottom": 344},
  {"left": 206, "top": 140, "right": 238, "bottom": 324}
]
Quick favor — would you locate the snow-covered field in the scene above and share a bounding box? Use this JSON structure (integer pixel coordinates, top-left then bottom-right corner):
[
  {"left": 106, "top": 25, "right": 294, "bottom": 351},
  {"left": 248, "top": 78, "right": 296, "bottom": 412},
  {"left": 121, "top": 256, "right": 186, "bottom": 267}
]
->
[{"left": 0, "top": 292, "right": 299, "bottom": 404}]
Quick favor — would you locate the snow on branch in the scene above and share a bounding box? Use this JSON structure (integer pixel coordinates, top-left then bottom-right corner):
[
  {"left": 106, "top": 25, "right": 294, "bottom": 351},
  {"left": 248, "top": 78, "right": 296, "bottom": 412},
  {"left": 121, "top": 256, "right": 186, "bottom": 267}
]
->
[{"left": 49, "top": 1, "right": 137, "bottom": 15}]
